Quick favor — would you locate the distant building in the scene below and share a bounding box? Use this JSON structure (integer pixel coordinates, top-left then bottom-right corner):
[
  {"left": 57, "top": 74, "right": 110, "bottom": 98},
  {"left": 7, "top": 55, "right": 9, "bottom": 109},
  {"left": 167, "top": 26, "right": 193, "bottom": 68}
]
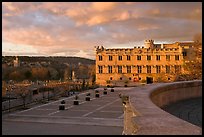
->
[
  {"left": 72, "top": 71, "right": 77, "bottom": 82},
  {"left": 13, "top": 56, "right": 20, "bottom": 67},
  {"left": 95, "top": 39, "right": 195, "bottom": 86}
]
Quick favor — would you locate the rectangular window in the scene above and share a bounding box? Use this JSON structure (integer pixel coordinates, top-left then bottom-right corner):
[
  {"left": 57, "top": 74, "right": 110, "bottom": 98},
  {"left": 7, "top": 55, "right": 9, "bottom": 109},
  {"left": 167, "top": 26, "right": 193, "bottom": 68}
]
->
[
  {"left": 108, "top": 66, "right": 112, "bottom": 73},
  {"left": 137, "top": 55, "right": 141, "bottom": 60},
  {"left": 109, "top": 55, "right": 113, "bottom": 61},
  {"left": 175, "top": 55, "right": 179, "bottom": 61},
  {"left": 166, "top": 55, "right": 170, "bottom": 61},
  {"left": 118, "top": 56, "right": 122, "bottom": 61},
  {"left": 175, "top": 65, "right": 181, "bottom": 73},
  {"left": 127, "top": 55, "right": 131, "bottom": 61},
  {"left": 147, "top": 55, "right": 151, "bottom": 61},
  {"left": 147, "top": 65, "right": 151, "bottom": 73},
  {"left": 182, "top": 52, "right": 187, "bottom": 56},
  {"left": 118, "top": 66, "right": 122, "bottom": 73},
  {"left": 166, "top": 65, "right": 170, "bottom": 73},
  {"left": 127, "top": 66, "right": 131, "bottom": 73},
  {"left": 137, "top": 66, "right": 142, "bottom": 73},
  {"left": 99, "top": 55, "right": 102, "bottom": 61},
  {"left": 156, "top": 55, "right": 160, "bottom": 61},
  {"left": 156, "top": 65, "right": 161, "bottom": 73},
  {"left": 98, "top": 66, "right": 103, "bottom": 73}
]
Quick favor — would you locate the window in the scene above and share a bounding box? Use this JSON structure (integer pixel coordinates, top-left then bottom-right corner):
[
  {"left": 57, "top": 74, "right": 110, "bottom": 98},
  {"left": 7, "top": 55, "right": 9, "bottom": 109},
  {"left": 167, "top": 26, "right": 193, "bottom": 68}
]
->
[
  {"left": 168, "top": 77, "right": 170, "bottom": 80},
  {"left": 137, "top": 55, "right": 141, "bottom": 60},
  {"left": 147, "top": 55, "right": 151, "bottom": 60},
  {"left": 147, "top": 65, "right": 151, "bottom": 73},
  {"left": 175, "top": 55, "right": 179, "bottom": 61},
  {"left": 118, "top": 66, "right": 122, "bottom": 73},
  {"left": 127, "top": 55, "right": 131, "bottom": 61},
  {"left": 98, "top": 66, "right": 103, "bottom": 73},
  {"left": 156, "top": 55, "right": 160, "bottom": 61},
  {"left": 110, "top": 77, "right": 113, "bottom": 80},
  {"left": 118, "top": 55, "right": 122, "bottom": 61},
  {"left": 129, "top": 77, "right": 131, "bottom": 80},
  {"left": 120, "top": 77, "right": 122, "bottom": 80},
  {"left": 139, "top": 77, "right": 141, "bottom": 80},
  {"left": 108, "top": 66, "right": 112, "bottom": 73},
  {"left": 127, "top": 66, "right": 131, "bottom": 73},
  {"left": 156, "top": 65, "right": 161, "bottom": 73},
  {"left": 175, "top": 65, "right": 181, "bottom": 73},
  {"left": 137, "top": 66, "right": 142, "bottom": 73},
  {"left": 109, "top": 55, "right": 113, "bottom": 61},
  {"left": 99, "top": 55, "right": 102, "bottom": 61},
  {"left": 182, "top": 52, "right": 187, "bottom": 56},
  {"left": 166, "top": 55, "right": 170, "bottom": 61},
  {"left": 166, "top": 65, "right": 170, "bottom": 73}
]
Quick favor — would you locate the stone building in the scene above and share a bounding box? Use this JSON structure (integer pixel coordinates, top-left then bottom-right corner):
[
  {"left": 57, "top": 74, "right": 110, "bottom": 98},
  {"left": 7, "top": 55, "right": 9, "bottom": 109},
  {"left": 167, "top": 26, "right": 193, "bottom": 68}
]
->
[
  {"left": 95, "top": 40, "right": 195, "bottom": 86},
  {"left": 13, "top": 56, "right": 20, "bottom": 67}
]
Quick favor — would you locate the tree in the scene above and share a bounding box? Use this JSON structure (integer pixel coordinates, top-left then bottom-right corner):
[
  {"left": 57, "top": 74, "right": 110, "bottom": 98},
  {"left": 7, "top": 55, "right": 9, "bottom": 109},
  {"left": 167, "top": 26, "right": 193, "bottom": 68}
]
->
[
  {"left": 15, "top": 85, "right": 30, "bottom": 109},
  {"left": 63, "top": 67, "right": 71, "bottom": 81},
  {"left": 48, "top": 67, "right": 59, "bottom": 80},
  {"left": 2, "top": 81, "right": 7, "bottom": 97},
  {"left": 9, "top": 71, "right": 24, "bottom": 81},
  {"left": 177, "top": 33, "right": 202, "bottom": 81},
  {"left": 82, "top": 79, "right": 86, "bottom": 90},
  {"left": 76, "top": 65, "right": 89, "bottom": 79},
  {"left": 91, "top": 74, "right": 96, "bottom": 85},
  {"left": 24, "top": 70, "right": 32, "bottom": 79},
  {"left": 31, "top": 67, "right": 49, "bottom": 81}
]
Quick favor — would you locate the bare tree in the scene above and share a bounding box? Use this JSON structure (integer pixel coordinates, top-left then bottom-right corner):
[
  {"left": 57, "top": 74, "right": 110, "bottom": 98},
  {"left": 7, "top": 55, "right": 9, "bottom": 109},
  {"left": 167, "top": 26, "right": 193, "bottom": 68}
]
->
[
  {"left": 176, "top": 33, "right": 202, "bottom": 81},
  {"left": 15, "top": 85, "right": 30, "bottom": 109}
]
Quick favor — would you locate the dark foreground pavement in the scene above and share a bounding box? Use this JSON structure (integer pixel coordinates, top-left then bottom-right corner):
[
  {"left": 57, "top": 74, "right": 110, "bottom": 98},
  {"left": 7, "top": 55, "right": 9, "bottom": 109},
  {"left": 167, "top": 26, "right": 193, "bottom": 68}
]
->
[{"left": 2, "top": 121, "right": 122, "bottom": 135}]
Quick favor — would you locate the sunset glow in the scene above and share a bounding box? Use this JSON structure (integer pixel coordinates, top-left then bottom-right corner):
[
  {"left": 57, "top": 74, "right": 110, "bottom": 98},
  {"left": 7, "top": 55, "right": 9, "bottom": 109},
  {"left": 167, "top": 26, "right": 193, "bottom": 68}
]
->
[{"left": 2, "top": 2, "right": 202, "bottom": 59}]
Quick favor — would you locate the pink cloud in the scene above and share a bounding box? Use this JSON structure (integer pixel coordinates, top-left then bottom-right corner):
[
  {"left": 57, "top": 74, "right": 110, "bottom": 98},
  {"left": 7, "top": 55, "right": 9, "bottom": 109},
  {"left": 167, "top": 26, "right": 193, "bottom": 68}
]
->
[
  {"left": 2, "top": 2, "right": 202, "bottom": 59},
  {"left": 91, "top": 2, "right": 117, "bottom": 12}
]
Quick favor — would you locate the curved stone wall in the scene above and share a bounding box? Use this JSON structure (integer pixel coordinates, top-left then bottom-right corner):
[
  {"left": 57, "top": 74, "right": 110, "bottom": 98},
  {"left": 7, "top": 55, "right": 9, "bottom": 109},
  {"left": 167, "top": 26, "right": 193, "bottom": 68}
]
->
[
  {"left": 150, "top": 80, "right": 202, "bottom": 108},
  {"left": 122, "top": 80, "right": 202, "bottom": 135}
]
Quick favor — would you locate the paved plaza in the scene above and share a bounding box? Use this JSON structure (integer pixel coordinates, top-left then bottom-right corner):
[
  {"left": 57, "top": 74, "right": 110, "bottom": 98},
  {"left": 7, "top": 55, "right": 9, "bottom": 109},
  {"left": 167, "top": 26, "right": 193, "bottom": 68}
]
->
[
  {"left": 2, "top": 86, "right": 202, "bottom": 135},
  {"left": 2, "top": 87, "right": 131, "bottom": 135}
]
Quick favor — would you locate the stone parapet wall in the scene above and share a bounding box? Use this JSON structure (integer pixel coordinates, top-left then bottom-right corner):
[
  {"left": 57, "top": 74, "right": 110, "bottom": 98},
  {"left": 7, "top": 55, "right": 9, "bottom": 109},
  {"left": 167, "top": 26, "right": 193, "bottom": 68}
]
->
[
  {"left": 150, "top": 80, "right": 202, "bottom": 108},
  {"left": 122, "top": 80, "right": 202, "bottom": 135}
]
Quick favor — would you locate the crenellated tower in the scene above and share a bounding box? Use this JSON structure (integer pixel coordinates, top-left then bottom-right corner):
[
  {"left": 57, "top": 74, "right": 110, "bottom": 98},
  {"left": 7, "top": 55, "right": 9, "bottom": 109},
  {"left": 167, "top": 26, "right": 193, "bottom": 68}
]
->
[{"left": 144, "top": 39, "right": 154, "bottom": 49}]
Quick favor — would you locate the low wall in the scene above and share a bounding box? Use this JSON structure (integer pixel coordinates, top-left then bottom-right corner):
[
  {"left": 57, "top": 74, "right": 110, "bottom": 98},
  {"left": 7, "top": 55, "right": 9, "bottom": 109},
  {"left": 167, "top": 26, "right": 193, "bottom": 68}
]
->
[
  {"left": 122, "top": 80, "right": 202, "bottom": 135},
  {"left": 150, "top": 81, "right": 202, "bottom": 108}
]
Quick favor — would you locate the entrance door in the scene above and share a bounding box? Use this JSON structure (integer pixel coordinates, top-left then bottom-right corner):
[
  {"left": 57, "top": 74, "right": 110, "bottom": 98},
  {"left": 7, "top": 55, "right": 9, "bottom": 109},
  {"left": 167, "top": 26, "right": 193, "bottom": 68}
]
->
[{"left": 146, "top": 77, "right": 153, "bottom": 84}]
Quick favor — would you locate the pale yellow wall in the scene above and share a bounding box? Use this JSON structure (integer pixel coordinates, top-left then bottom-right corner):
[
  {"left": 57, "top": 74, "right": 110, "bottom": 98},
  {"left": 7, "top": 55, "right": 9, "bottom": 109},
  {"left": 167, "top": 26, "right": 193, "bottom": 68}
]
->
[{"left": 95, "top": 42, "right": 192, "bottom": 86}]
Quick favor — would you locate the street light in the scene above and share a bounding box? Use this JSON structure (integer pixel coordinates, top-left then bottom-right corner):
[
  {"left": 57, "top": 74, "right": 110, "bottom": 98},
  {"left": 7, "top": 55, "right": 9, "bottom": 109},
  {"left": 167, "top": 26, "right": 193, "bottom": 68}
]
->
[
  {"left": 44, "top": 82, "right": 49, "bottom": 102},
  {"left": 6, "top": 87, "right": 10, "bottom": 112}
]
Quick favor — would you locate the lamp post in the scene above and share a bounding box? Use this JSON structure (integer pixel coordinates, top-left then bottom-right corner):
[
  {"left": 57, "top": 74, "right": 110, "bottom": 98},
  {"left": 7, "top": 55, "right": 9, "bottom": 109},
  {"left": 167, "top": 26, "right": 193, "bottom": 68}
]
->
[
  {"left": 46, "top": 84, "right": 50, "bottom": 101},
  {"left": 46, "top": 83, "right": 49, "bottom": 101},
  {"left": 6, "top": 87, "right": 10, "bottom": 113},
  {"left": 44, "top": 82, "right": 49, "bottom": 101},
  {"left": 42, "top": 84, "right": 45, "bottom": 100}
]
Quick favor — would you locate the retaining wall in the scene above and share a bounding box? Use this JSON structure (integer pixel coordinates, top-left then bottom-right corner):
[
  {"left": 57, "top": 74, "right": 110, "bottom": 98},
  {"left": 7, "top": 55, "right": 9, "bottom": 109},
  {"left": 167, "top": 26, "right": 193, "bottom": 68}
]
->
[{"left": 122, "top": 80, "right": 202, "bottom": 135}]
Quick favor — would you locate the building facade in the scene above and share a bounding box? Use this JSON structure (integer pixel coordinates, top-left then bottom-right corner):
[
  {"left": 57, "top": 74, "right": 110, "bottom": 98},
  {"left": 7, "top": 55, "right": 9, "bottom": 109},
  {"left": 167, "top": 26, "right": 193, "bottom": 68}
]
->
[{"left": 95, "top": 40, "right": 194, "bottom": 86}]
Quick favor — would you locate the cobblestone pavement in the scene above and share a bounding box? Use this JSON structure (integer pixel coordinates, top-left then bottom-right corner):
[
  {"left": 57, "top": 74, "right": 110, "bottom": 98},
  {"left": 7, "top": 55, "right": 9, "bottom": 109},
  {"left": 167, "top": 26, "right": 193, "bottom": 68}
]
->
[
  {"left": 2, "top": 87, "right": 130, "bottom": 135},
  {"left": 162, "top": 97, "right": 202, "bottom": 128}
]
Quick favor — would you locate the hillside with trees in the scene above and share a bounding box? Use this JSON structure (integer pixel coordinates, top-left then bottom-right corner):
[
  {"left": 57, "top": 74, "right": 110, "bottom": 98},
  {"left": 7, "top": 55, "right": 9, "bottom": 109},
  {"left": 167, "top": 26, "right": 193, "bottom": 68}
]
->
[{"left": 2, "top": 56, "right": 96, "bottom": 82}]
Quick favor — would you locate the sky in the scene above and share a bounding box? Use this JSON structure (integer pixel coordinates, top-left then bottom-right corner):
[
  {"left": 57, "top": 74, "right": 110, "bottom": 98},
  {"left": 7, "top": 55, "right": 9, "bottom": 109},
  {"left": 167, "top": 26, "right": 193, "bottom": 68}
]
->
[{"left": 2, "top": 2, "right": 202, "bottom": 59}]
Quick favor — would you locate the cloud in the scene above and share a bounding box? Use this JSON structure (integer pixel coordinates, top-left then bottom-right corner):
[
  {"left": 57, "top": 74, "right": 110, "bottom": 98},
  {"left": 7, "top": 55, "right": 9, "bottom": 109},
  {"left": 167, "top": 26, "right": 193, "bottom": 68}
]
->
[
  {"left": 91, "top": 2, "right": 117, "bottom": 12},
  {"left": 2, "top": 2, "right": 202, "bottom": 59},
  {"left": 116, "top": 11, "right": 131, "bottom": 21},
  {"left": 87, "top": 15, "right": 109, "bottom": 26}
]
